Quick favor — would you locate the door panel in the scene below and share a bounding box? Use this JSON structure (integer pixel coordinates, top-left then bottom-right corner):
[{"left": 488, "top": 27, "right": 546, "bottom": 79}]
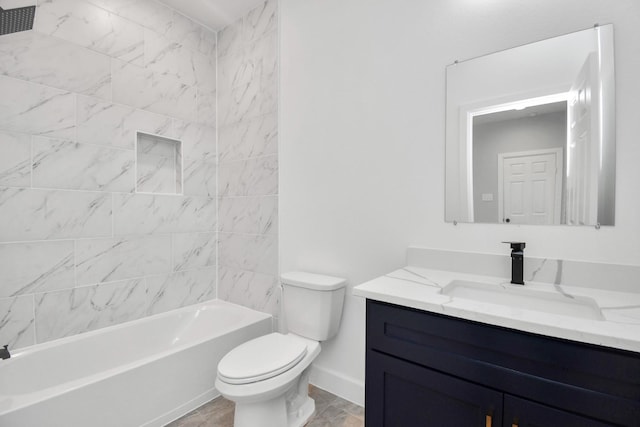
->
[
  {"left": 567, "top": 52, "right": 599, "bottom": 225},
  {"left": 500, "top": 149, "right": 561, "bottom": 224},
  {"left": 366, "top": 350, "right": 503, "bottom": 427},
  {"left": 504, "top": 394, "right": 616, "bottom": 427}
]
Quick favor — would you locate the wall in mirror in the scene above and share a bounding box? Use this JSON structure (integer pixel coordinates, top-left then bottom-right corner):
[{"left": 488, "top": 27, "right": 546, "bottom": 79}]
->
[{"left": 445, "top": 25, "right": 615, "bottom": 226}]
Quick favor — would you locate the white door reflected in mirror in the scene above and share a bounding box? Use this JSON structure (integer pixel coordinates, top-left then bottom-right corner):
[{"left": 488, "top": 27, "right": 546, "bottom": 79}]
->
[{"left": 499, "top": 148, "right": 562, "bottom": 225}]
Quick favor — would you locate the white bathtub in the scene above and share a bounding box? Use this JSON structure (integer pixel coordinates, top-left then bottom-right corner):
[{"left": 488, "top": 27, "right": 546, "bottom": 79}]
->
[{"left": 0, "top": 300, "right": 272, "bottom": 427}]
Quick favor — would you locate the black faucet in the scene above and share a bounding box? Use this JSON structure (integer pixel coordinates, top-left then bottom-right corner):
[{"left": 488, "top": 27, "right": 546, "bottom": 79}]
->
[
  {"left": 0, "top": 345, "right": 10, "bottom": 360},
  {"left": 503, "top": 242, "right": 526, "bottom": 285}
]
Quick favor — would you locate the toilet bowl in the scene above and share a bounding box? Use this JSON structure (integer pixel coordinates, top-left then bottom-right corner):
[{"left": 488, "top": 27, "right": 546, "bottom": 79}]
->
[
  {"left": 215, "top": 272, "right": 346, "bottom": 427},
  {"left": 215, "top": 333, "right": 320, "bottom": 427}
]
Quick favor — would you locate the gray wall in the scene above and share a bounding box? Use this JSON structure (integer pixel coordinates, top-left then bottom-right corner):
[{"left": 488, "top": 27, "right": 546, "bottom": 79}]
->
[{"left": 472, "top": 111, "right": 567, "bottom": 223}]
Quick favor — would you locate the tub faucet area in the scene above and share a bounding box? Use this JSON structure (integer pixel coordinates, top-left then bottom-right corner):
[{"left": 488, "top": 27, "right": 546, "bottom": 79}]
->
[
  {"left": 1, "top": 345, "right": 10, "bottom": 360},
  {"left": 503, "top": 242, "right": 526, "bottom": 285}
]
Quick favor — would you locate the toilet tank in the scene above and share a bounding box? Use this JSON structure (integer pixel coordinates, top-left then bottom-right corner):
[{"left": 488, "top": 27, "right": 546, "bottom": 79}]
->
[{"left": 281, "top": 272, "right": 346, "bottom": 341}]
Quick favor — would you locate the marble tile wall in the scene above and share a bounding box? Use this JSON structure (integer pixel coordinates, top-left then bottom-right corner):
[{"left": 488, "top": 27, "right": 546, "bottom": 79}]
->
[
  {"left": 217, "top": 0, "right": 279, "bottom": 318},
  {"left": 0, "top": 0, "right": 218, "bottom": 350}
]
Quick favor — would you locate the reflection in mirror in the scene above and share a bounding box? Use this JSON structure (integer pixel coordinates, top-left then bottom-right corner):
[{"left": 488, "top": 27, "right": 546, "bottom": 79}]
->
[{"left": 445, "top": 25, "right": 615, "bottom": 226}]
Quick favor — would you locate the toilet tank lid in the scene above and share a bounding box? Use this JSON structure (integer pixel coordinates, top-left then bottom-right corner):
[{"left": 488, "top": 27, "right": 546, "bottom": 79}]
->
[{"left": 281, "top": 271, "right": 346, "bottom": 291}]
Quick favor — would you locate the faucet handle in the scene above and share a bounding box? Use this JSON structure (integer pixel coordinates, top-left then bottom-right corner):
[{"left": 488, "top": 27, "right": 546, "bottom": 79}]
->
[{"left": 502, "top": 241, "right": 526, "bottom": 252}]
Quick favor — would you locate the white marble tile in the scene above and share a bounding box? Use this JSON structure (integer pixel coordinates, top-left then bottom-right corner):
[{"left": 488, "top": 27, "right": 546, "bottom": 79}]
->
[
  {"left": 244, "top": 0, "right": 277, "bottom": 42},
  {"left": 253, "top": 30, "right": 278, "bottom": 84},
  {"left": 35, "top": 278, "right": 147, "bottom": 343},
  {"left": 0, "top": 130, "right": 31, "bottom": 187},
  {"left": 218, "top": 196, "right": 277, "bottom": 235},
  {"left": 32, "top": 136, "right": 135, "bottom": 192},
  {"left": 218, "top": 155, "right": 278, "bottom": 197},
  {"left": 217, "top": 17, "right": 242, "bottom": 58},
  {"left": 198, "top": 27, "right": 217, "bottom": 57},
  {"left": 0, "top": 31, "right": 111, "bottom": 99},
  {"left": 183, "top": 157, "right": 216, "bottom": 197},
  {"left": 86, "top": 279, "right": 148, "bottom": 327},
  {"left": 144, "top": 29, "right": 197, "bottom": 87},
  {"left": 218, "top": 232, "right": 278, "bottom": 276},
  {"left": 192, "top": 48, "right": 216, "bottom": 94},
  {"left": 175, "top": 144, "right": 183, "bottom": 194},
  {"left": 197, "top": 90, "right": 217, "bottom": 128},
  {"left": 112, "top": 59, "right": 197, "bottom": 122},
  {"left": 218, "top": 29, "right": 276, "bottom": 92},
  {"left": 163, "top": 10, "right": 214, "bottom": 55},
  {"left": 172, "top": 120, "right": 216, "bottom": 161},
  {"left": 147, "top": 77, "right": 198, "bottom": 123},
  {"left": 218, "top": 112, "right": 277, "bottom": 163},
  {"left": 0, "top": 75, "right": 75, "bottom": 139},
  {"left": 111, "top": 58, "right": 154, "bottom": 109},
  {"left": 87, "top": 0, "right": 173, "bottom": 35},
  {"left": 75, "top": 235, "right": 171, "bottom": 285},
  {"left": 172, "top": 232, "right": 217, "bottom": 272},
  {"left": 0, "top": 188, "right": 112, "bottom": 241},
  {"left": 0, "top": 295, "right": 35, "bottom": 350},
  {"left": 218, "top": 267, "right": 279, "bottom": 316},
  {"left": 147, "top": 267, "right": 216, "bottom": 315},
  {"left": 136, "top": 133, "right": 181, "bottom": 194},
  {"left": 113, "top": 193, "right": 216, "bottom": 235},
  {"left": 0, "top": 241, "right": 74, "bottom": 298},
  {"left": 218, "top": 74, "right": 275, "bottom": 126},
  {"left": 0, "top": 0, "right": 36, "bottom": 7},
  {"left": 76, "top": 95, "right": 173, "bottom": 149},
  {"left": 218, "top": 31, "right": 278, "bottom": 124},
  {"left": 217, "top": 47, "right": 253, "bottom": 96},
  {"left": 35, "top": 0, "right": 144, "bottom": 65}
]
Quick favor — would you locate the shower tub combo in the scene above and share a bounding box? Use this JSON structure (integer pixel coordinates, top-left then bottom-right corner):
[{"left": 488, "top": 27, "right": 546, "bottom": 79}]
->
[{"left": 0, "top": 300, "right": 272, "bottom": 426}]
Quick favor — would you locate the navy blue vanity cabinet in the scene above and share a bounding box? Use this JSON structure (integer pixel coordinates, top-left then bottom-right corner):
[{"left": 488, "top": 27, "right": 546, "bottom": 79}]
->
[
  {"left": 367, "top": 350, "right": 504, "bottom": 426},
  {"left": 365, "top": 300, "right": 640, "bottom": 427}
]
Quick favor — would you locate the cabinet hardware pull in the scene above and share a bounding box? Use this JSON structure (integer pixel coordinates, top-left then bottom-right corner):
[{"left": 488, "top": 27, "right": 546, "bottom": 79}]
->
[{"left": 485, "top": 414, "right": 492, "bottom": 427}]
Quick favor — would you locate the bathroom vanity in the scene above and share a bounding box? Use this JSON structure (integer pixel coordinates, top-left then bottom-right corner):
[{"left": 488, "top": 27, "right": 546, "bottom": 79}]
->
[
  {"left": 354, "top": 249, "right": 640, "bottom": 427},
  {"left": 365, "top": 300, "right": 639, "bottom": 426}
]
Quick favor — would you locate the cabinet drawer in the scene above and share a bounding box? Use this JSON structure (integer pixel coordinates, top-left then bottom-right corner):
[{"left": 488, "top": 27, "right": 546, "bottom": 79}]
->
[
  {"left": 504, "top": 394, "right": 616, "bottom": 427},
  {"left": 366, "top": 300, "right": 640, "bottom": 425}
]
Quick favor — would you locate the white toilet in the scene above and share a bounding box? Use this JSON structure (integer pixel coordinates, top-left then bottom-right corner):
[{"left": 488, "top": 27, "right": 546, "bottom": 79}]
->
[{"left": 215, "top": 271, "right": 346, "bottom": 427}]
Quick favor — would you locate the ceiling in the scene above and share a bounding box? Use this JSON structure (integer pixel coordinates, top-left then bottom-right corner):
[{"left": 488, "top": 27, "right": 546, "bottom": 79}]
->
[
  {"left": 474, "top": 101, "right": 567, "bottom": 126},
  {"left": 157, "top": 0, "right": 266, "bottom": 31}
]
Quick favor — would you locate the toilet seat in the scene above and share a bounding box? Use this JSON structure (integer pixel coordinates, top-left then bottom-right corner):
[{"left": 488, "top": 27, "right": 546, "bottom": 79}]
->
[{"left": 218, "top": 333, "right": 308, "bottom": 385}]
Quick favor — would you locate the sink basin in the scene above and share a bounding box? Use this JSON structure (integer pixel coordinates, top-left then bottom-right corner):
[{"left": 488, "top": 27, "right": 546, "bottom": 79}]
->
[{"left": 440, "top": 280, "right": 604, "bottom": 320}]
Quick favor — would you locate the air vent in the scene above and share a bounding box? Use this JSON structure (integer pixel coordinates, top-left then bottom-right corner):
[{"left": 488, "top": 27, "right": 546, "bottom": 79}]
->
[{"left": 0, "top": 6, "right": 36, "bottom": 36}]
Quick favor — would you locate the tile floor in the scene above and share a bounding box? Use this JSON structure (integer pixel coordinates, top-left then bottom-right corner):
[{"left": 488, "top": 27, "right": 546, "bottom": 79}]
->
[{"left": 167, "top": 385, "right": 364, "bottom": 427}]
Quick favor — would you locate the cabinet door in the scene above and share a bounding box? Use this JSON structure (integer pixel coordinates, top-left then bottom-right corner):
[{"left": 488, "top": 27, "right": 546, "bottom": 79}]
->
[
  {"left": 367, "top": 351, "right": 503, "bottom": 427},
  {"left": 504, "top": 395, "right": 617, "bottom": 427}
]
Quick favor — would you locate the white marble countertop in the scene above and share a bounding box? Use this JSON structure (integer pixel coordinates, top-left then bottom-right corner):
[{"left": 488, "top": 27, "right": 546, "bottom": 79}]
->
[{"left": 353, "top": 266, "right": 640, "bottom": 353}]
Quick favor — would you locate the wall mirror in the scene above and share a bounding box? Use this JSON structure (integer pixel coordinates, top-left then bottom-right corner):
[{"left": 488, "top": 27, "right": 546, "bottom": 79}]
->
[{"left": 445, "top": 25, "right": 615, "bottom": 226}]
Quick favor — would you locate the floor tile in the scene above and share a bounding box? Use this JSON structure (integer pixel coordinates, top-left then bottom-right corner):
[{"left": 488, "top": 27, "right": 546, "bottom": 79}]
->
[{"left": 169, "top": 385, "right": 363, "bottom": 427}]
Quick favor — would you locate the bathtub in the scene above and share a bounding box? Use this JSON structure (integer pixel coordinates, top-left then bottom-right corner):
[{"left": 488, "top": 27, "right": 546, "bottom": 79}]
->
[{"left": 0, "top": 299, "right": 272, "bottom": 427}]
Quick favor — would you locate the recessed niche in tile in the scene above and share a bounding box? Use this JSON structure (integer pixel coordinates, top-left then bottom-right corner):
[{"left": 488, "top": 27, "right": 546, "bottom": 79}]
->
[{"left": 136, "top": 132, "right": 183, "bottom": 194}]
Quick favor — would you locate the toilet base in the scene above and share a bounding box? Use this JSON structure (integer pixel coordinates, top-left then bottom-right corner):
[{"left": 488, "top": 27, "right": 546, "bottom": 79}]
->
[
  {"left": 233, "top": 392, "right": 315, "bottom": 427},
  {"left": 291, "top": 396, "right": 315, "bottom": 427}
]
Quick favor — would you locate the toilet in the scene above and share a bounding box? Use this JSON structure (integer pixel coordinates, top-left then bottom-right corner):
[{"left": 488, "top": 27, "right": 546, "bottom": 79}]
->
[{"left": 215, "top": 271, "right": 347, "bottom": 427}]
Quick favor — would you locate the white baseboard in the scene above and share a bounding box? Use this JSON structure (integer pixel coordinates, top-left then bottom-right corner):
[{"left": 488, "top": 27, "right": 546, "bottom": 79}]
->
[{"left": 309, "top": 364, "right": 365, "bottom": 407}]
